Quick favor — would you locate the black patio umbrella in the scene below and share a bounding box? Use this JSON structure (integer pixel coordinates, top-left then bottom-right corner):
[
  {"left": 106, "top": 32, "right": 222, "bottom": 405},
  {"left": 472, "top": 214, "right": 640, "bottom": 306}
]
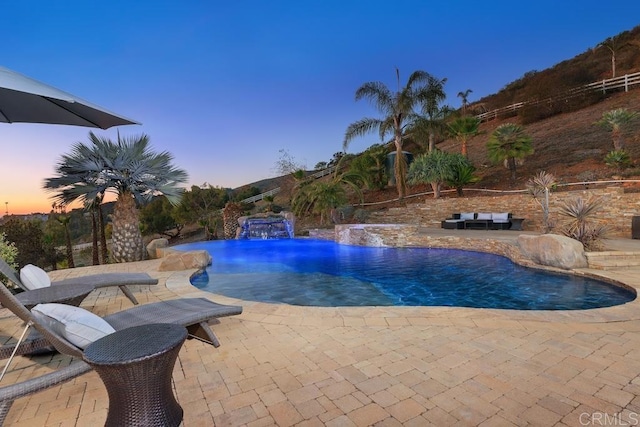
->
[{"left": 0, "top": 66, "right": 139, "bottom": 129}]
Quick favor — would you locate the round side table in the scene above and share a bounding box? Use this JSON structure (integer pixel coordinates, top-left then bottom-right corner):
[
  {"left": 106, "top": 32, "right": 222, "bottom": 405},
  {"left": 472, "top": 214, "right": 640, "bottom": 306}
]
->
[{"left": 83, "top": 323, "right": 187, "bottom": 427}]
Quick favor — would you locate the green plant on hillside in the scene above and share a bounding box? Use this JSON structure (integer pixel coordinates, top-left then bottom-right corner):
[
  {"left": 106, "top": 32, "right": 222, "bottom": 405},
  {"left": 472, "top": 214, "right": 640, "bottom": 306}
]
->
[
  {"left": 292, "top": 159, "right": 363, "bottom": 225},
  {"left": 604, "top": 149, "right": 632, "bottom": 171},
  {"left": 344, "top": 68, "right": 447, "bottom": 199},
  {"left": 486, "top": 123, "right": 534, "bottom": 182},
  {"left": 526, "top": 171, "right": 556, "bottom": 233},
  {"left": 44, "top": 132, "right": 188, "bottom": 263},
  {"left": 595, "top": 108, "right": 639, "bottom": 150},
  {"left": 447, "top": 116, "right": 480, "bottom": 157},
  {"left": 347, "top": 144, "right": 389, "bottom": 190},
  {"left": 407, "top": 150, "right": 472, "bottom": 198},
  {"left": 558, "top": 196, "right": 608, "bottom": 251},
  {"left": 445, "top": 162, "right": 479, "bottom": 196}
]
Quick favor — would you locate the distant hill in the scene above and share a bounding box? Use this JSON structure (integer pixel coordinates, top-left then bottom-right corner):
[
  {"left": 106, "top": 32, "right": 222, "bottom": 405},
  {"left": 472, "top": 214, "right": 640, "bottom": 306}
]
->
[{"left": 237, "top": 25, "right": 640, "bottom": 205}]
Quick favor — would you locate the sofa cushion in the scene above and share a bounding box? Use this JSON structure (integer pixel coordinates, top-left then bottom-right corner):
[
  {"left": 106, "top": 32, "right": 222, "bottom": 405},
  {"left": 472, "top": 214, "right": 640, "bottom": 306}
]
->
[
  {"left": 31, "top": 303, "right": 115, "bottom": 349},
  {"left": 492, "top": 212, "right": 510, "bottom": 223},
  {"left": 460, "top": 212, "right": 475, "bottom": 220},
  {"left": 476, "top": 213, "right": 492, "bottom": 220}
]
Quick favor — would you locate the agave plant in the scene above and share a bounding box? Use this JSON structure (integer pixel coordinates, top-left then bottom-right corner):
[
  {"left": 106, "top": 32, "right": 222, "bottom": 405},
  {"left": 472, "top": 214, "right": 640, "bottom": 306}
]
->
[{"left": 558, "top": 196, "right": 608, "bottom": 250}]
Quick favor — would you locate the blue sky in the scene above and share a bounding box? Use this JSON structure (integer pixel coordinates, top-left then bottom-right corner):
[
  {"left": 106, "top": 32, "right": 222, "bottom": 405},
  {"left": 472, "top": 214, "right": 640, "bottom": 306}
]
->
[{"left": 1, "top": 0, "right": 639, "bottom": 214}]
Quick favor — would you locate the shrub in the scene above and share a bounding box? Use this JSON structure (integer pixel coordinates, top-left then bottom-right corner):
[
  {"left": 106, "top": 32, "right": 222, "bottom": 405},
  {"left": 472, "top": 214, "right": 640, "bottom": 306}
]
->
[
  {"left": 604, "top": 149, "right": 631, "bottom": 170},
  {"left": 0, "top": 232, "right": 19, "bottom": 289}
]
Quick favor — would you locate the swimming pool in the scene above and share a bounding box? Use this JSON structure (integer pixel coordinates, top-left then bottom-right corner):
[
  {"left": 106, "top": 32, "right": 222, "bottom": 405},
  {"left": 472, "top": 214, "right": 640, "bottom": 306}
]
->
[{"left": 178, "top": 239, "right": 636, "bottom": 310}]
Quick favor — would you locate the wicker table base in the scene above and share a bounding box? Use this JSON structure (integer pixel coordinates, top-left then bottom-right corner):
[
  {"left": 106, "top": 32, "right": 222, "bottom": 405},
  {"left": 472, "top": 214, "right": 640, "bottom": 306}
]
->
[{"left": 83, "top": 323, "right": 187, "bottom": 427}]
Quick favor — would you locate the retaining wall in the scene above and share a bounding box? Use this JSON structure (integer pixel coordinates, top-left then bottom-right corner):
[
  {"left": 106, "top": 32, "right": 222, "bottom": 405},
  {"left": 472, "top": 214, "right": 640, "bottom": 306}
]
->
[{"left": 365, "top": 187, "right": 640, "bottom": 238}]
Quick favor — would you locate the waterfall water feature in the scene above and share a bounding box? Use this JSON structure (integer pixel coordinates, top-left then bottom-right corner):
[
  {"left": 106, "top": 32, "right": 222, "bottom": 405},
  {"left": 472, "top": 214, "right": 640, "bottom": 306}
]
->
[{"left": 238, "top": 215, "right": 294, "bottom": 239}]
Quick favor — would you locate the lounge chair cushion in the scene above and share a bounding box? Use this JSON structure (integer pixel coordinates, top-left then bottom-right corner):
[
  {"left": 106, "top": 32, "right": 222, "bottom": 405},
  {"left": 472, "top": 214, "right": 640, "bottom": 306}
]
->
[
  {"left": 20, "top": 264, "right": 51, "bottom": 290},
  {"left": 477, "top": 213, "right": 492, "bottom": 220},
  {"left": 460, "top": 212, "right": 475, "bottom": 220},
  {"left": 31, "top": 303, "right": 115, "bottom": 349}
]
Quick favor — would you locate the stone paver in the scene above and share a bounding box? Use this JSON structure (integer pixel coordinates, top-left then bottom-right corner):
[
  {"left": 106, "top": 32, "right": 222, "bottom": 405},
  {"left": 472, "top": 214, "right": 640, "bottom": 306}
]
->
[{"left": 1, "top": 233, "right": 640, "bottom": 426}]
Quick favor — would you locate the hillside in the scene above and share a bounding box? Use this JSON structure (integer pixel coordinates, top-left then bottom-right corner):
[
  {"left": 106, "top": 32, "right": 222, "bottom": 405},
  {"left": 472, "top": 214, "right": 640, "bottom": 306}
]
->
[{"left": 245, "top": 26, "right": 640, "bottom": 222}]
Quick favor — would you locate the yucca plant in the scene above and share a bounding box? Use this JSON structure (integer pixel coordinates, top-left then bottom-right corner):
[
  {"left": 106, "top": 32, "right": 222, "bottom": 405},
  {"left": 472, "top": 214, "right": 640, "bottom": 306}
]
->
[
  {"left": 558, "top": 196, "right": 608, "bottom": 250},
  {"left": 526, "top": 171, "right": 556, "bottom": 233}
]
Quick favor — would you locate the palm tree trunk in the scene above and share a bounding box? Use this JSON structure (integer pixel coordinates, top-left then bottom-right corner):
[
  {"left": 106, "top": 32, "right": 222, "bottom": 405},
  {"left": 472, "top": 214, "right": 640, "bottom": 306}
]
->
[
  {"left": 428, "top": 132, "right": 436, "bottom": 152},
  {"left": 98, "top": 204, "right": 108, "bottom": 264},
  {"left": 394, "top": 134, "right": 407, "bottom": 199},
  {"left": 111, "top": 191, "right": 145, "bottom": 263},
  {"left": 508, "top": 157, "right": 517, "bottom": 181},
  {"left": 91, "top": 209, "right": 99, "bottom": 265},
  {"left": 64, "top": 224, "right": 75, "bottom": 268},
  {"left": 612, "top": 127, "right": 623, "bottom": 150}
]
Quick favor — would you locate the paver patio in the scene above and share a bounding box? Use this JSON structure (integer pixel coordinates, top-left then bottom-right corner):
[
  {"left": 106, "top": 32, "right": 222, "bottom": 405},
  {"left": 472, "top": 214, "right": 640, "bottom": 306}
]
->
[{"left": 1, "top": 230, "right": 640, "bottom": 426}]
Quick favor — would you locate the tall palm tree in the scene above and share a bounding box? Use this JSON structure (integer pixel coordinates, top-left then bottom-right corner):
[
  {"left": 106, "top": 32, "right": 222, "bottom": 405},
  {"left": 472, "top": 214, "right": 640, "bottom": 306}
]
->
[
  {"left": 344, "top": 69, "right": 447, "bottom": 199},
  {"left": 486, "top": 123, "right": 534, "bottom": 182},
  {"left": 414, "top": 75, "right": 450, "bottom": 153},
  {"left": 457, "top": 89, "right": 473, "bottom": 115},
  {"left": 595, "top": 108, "right": 639, "bottom": 150},
  {"left": 44, "top": 132, "right": 188, "bottom": 263},
  {"left": 447, "top": 116, "right": 480, "bottom": 157}
]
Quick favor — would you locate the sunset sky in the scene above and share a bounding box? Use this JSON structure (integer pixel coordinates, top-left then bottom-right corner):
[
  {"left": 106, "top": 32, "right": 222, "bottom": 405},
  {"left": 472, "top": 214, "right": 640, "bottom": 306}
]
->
[{"left": 2, "top": 1, "right": 639, "bottom": 215}]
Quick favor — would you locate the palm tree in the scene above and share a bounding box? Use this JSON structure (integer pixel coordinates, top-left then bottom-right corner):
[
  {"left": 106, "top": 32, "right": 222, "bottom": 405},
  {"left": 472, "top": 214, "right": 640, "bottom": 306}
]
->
[
  {"left": 412, "top": 76, "right": 450, "bottom": 153},
  {"left": 447, "top": 116, "right": 480, "bottom": 157},
  {"left": 44, "top": 132, "right": 188, "bottom": 263},
  {"left": 595, "top": 108, "right": 638, "bottom": 150},
  {"left": 486, "top": 123, "right": 534, "bottom": 182},
  {"left": 457, "top": 89, "right": 472, "bottom": 115},
  {"left": 344, "top": 68, "right": 447, "bottom": 199}
]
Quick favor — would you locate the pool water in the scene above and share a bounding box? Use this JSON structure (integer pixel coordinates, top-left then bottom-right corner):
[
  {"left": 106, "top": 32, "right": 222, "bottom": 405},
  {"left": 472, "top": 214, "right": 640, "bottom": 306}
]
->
[{"left": 178, "top": 239, "right": 636, "bottom": 310}]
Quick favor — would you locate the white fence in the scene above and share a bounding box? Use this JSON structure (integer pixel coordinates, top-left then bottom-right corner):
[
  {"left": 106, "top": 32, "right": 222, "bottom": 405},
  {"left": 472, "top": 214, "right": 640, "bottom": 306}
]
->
[
  {"left": 476, "top": 71, "right": 640, "bottom": 122},
  {"left": 240, "top": 166, "right": 337, "bottom": 204}
]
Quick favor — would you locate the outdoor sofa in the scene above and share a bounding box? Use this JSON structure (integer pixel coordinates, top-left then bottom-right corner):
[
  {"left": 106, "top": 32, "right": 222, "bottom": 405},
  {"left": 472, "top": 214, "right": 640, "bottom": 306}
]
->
[{"left": 441, "top": 212, "right": 514, "bottom": 230}]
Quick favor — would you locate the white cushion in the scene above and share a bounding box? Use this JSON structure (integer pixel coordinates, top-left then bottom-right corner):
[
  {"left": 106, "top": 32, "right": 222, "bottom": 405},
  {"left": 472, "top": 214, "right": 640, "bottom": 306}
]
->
[
  {"left": 20, "top": 264, "right": 51, "bottom": 290},
  {"left": 460, "top": 212, "right": 475, "bottom": 220},
  {"left": 492, "top": 212, "right": 510, "bottom": 222},
  {"left": 477, "top": 213, "right": 492, "bottom": 220},
  {"left": 445, "top": 219, "right": 464, "bottom": 223},
  {"left": 31, "top": 303, "right": 115, "bottom": 349}
]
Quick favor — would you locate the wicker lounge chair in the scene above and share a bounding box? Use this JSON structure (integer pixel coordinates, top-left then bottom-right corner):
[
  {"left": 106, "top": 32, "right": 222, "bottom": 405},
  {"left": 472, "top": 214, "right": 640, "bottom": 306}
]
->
[
  {"left": 0, "top": 257, "right": 158, "bottom": 305},
  {"left": 0, "top": 274, "right": 243, "bottom": 359}
]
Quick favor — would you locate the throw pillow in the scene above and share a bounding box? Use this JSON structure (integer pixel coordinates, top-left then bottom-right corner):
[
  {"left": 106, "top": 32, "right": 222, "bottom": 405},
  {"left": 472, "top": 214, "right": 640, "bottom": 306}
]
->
[
  {"left": 477, "top": 213, "right": 492, "bottom": 220},
  {"left": 31, "top": 303, "right": 115, "bottom": 349},
  {"left": 20, "top": 264, "right": 51, "bottom": 290},
  {"left": 460, "top": 212, "right": 475, "bottom": 220}
]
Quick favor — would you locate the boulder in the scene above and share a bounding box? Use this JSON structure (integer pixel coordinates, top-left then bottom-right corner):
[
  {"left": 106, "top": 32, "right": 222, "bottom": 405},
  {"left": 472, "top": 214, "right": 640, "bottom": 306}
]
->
[
  {"left": 146, "top": 238, "right": 169, "bottom": 259},
  {"left": 158, "top": 250, "right": 212, "bottom": 271},
  {"left": 517, "top": 234, "right": 588, "bottom": 270}
]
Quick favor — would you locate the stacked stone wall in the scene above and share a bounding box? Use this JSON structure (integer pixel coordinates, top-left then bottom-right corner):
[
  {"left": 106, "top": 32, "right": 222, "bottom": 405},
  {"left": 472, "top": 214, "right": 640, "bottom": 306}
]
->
[{"left": 366, "top": 187, "right": 640, "bottom": 238}]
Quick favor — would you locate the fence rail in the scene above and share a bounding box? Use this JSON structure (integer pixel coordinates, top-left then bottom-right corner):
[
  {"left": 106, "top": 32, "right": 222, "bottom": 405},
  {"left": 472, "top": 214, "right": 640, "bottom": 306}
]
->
[
  {"left": 240, "top": 166, "right": 337, "bottom": 204},
  {"left": 476, "top": 71, "right": 640, "bottom": 122}
]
